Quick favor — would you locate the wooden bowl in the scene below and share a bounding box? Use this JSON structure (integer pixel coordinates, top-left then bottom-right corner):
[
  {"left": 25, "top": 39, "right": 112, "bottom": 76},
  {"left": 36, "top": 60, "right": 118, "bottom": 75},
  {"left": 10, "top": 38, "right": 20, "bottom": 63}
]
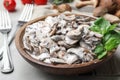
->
[{"left": 15, "top": 13, "right": 115, "bottom": 75}]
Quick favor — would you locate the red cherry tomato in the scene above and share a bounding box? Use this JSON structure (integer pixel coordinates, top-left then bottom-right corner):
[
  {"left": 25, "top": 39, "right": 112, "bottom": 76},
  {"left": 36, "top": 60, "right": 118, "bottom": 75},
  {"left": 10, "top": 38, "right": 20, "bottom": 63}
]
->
[
  {"left": 34, "top": 0, "right": 47, "bottom": 5},
  {"left": 21, "top": 0, "right": 33, "bottom": 5},
  {"left": 3, "top": 0, "right": 16, "bottom": 12}
]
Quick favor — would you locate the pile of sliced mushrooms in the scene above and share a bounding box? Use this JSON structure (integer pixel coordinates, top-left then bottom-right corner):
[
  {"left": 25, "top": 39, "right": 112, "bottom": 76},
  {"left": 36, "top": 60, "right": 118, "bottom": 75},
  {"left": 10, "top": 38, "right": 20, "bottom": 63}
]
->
[{"left": 23, "top": 13, "right": 103, "bottom": 65}]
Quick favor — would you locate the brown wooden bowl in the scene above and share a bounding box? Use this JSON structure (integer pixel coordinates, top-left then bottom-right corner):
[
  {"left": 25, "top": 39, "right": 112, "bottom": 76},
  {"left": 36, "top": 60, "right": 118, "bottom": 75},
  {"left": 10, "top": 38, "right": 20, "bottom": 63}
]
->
[{"left": 15, "top": 13, "right": 115, "bottom": 75}]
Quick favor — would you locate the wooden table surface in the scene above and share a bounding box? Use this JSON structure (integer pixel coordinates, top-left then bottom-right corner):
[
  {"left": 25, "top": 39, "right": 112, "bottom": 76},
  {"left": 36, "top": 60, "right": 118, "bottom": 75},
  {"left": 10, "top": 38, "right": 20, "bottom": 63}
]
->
[{"left": 0, "top": 0, "right": 120, "bottom": 80}]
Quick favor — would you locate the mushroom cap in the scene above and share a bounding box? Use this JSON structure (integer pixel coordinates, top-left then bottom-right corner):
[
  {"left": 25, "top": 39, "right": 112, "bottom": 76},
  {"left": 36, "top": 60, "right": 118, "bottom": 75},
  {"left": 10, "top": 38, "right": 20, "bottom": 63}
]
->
[
  {"left": 93, "top": 6, "right": 108, "bottom": 16},
  {"left": 57, "top": 4, "right": 72, "bottom": 13}
]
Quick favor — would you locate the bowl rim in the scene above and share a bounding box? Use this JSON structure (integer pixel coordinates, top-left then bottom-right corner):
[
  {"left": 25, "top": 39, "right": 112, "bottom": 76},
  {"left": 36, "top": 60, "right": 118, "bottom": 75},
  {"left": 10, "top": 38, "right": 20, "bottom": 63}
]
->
[{"left": 15, "top": 13, "right": 115, "bottom": 69}]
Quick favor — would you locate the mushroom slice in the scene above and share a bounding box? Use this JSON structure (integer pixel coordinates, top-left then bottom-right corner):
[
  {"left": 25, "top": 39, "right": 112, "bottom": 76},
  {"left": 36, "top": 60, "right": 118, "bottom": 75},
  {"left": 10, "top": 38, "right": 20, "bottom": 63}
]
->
[
  {"left": 49, "top": 26, "right": 57, "bottom": 36},
  {"left": 94, "top": 32, "right": 103, "bottom": 38},
  {"left": 39, "top": 46, "right": 49, "bottom": 54},
  {"left": 44, "top": 59, "right": 51, "bottom": 64},
  {"left": 50, "top": 58, "right": 66, "bottom": 64},
  {"left": 58, "top": 19, "right": 67, "bottom": 28},
  {"left": 79, "top": 41, "right": 92, "bottom": 50},
  {"left": 82, "top": 26, "right": 90, "bottom": 35},
  {"left": 59, "top": 46, "right": 66, "bottom": 51},
  {"left": 63, "top": 54, "right": 78, "bottom": 64},
  {"left": 40, "top": 38, "right": 57, "bottom": 48},
  {"left": 66, "top": 29, "right": 81, "bottom": 40},
  {"left": 82, "top": 53, "right": 94, "bottom": 62},
  {"left": 67, "top": 47, "right": 85, "bottom": 59},
  {"left": 77, "top": 25, "right": 84, "bottom": 32},
  {"left": 58, "top": 41, "right": 72, "bottom": 48},
  {"left": 23, "top": 36, "right": 33, "bottom": 51},
  {"left": 49, "top": 45, "right": 60, "bottom": 54},
  {"left": 32, "top": 46, "right": 41, "bottom": 55},
  {"left": 63, "top": 15, "right": 76, "bottom": 21},
  {"left": 51, "top": 35, "right": 65, "bottom": 42},
  {"left": 71, "top": 21, "right": 78, "bottom": 28},
  {"left": 45, "top": 16, "right": 58, "bottom": 27},
  {"left": 57, "top": 50, "right": 66, "bottom": 58},
  {"left": 67, "top": 47, "right": 94, "bottom": 62},
  {"left": 65, "top": 36, "right": 78, "bottom": 45},
  {"left": 38, "top": 53, "right": 50, "bottom": 61}
]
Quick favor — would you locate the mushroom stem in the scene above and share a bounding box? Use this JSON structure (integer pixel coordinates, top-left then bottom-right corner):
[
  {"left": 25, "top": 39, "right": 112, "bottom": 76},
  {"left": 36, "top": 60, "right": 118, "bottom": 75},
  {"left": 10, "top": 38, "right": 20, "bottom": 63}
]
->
[
  {"left": 76, "top": 0, "right": 99, "bottom": 8},
  {"left": 76, "top": 1, "right": 93, "bottom": 8},
  {"left": 76, "top": 0, "right": 98, "bottom": 8}
]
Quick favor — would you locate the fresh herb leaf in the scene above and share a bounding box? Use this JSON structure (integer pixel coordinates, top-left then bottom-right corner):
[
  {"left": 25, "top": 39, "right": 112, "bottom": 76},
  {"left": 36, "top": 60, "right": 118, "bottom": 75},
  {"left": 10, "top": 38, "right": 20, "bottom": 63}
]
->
[
  {"left": 90, "top": 17, "right": 120, "bottom": 59},
  {"left": 109, "top": 24, "right": 117, "bottom": 31},
  {"left": 53, "top": 0, "right": 63, "bottom": 5},
  {"left": 98, "top": 51, "right": 107, "bottom": 59},
  {"left": 90, "top": 18, "right": 117, "bottom": 35},
  {"left": 90, "top": 25, "right": 101, "bottom": 34},
  {"left": 105, "top": 34, "right": 120, "bottom": 51},
  {"left": 90, "top": 17, "right": 111, "bottom": 35},
  {"left": 103, "top": 33, "right": 112, "bottom": 43},
  {"left": 94, "top": 44, "right": 104, "bottom": 55}
]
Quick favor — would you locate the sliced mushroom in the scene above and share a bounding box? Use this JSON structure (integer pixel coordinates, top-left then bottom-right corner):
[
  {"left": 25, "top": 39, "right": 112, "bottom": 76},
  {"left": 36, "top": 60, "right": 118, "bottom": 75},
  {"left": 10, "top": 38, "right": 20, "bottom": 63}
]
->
[
  {"left": 39, "top": 46, "right": 49, "bottom": 54},
  {"left": 63, "top": 54, "right": 78, "bottom": 64},
  {"left": 38, "top": 52, "right": 50, "bottom": 61},
  {"left": 66, "top": 29, "right": 81, "bottom": 40},
  {"left": 58, "top": 19, "right": 67, "bottom": 28},
  {"left": 43, "top": 59, "right": 51, "bottom": 64},
  {"left": 23, "top": 36, "right": 33, "bottom": 52},
  {"left": 40, "top": 38, "right": 57, "bottom": 48},
  {"left": 49, "top": 45, "right": 60, "bottom": 54},
  {"left": 50, "top": 58, "right": 66, "bottom": 64},
  {"left": 58, "top": 41, "right": 73, "bottom": 48},
  {"left": 45, "top": 16, "right": 59, "bottom": 27},
  {"left": 33, "top": 46, "right": 40, "bottom": 55},
  {"left": 82, "top": 53, "right": 94, "bottom": 62},
  {"left": 63, "top": 15, "right": 76, "bottom": 21},
  {"left": 51, "top": 35, "right": 65, "bottom": 42},
  {"left": 67, "top": 47, "right": 85, "bottom": 59},
  {"left": 49, "top": 26, "right": 57, "bottom": 36},
  {"left": 67, "top": 47, "right": 94, "bottom": 62},
  {"left": 57, "top": 50, "right": 66, "bottom": 58},
  {"left": 79, "top": 41, "right": 92, "bottom": 50},
  {"left": 65, "top": 36, "right": 78, "bottom": 45}
]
